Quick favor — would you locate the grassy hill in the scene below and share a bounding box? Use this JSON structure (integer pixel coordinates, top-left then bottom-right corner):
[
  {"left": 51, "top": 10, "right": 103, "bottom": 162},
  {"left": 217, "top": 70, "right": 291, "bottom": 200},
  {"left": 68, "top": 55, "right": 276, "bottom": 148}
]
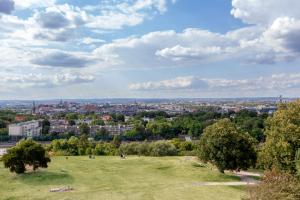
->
[{"left": 0, "top": 156, "right": 245, "bottom": 200}]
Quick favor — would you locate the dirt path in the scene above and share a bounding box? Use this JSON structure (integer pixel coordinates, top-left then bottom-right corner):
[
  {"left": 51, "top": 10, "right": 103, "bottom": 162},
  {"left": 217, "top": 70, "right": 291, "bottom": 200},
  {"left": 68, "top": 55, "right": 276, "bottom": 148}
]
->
[
  {"left": 185, "top": 157, "right": 261, "bottom": 186},
  {"left": 193, "top": 182, "right": 257, "bottom": 186},
  {"left": 193, "top": 171, "right": 261, "bottom": 186}
]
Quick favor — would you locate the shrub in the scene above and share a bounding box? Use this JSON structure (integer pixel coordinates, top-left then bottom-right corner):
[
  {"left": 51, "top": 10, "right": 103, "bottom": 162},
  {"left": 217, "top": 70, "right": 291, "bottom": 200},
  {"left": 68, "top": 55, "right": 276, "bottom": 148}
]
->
[
  {"left": 244, "top": 169, "right": 300, "bottom": 200},
  {"left": 137, "top": 142, "right": 151, "bottom": 156},
  {"left": 85, "top": 147, "right": 93, "bottom": 155},
  {"left": 118, "top": 141, "right": 178, "bottom": 156},
  {"left": 149, "top": 141, "right": 178, "bottom": 156},
  {"left": 180, "top": 141, "right": 194, "bottom": 151},
  {"left": 94, "top": 143, "right": 116, "bottom": 156},
  {"left": 118, "top": 143, "right": 140, "bottom": 155},
  {"left": 78, "top": 148, "right": 85, "bottom": 155}
]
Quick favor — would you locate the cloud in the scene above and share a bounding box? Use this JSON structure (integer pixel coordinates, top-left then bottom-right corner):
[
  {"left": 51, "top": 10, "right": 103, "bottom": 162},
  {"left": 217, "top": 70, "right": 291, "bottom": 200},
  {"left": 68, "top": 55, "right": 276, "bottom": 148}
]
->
[
  {"left": 31, "top": 51, "right": 93, "bottom": 68},
  {"left": 0, "top": 0, "right": 14, "bottom": 14},
  {"left": 36, "top": 11, "right": 70, "bottom": 29},
  {"left": 13, "top": 0, "right": 56, "bottom": 9},
  {"left": 34, "top": 4, "right": 87, "bottom": 29},
  {"left": 33, "top": 29, "right": 74, "bottom": 42},
  {"left": 231, "top": 0, "right": 300, "bottom": 25},
  {"left": 92, "top": 5, "right": 300, "bottom": 68},
  {"left": 82, "top": 37, "right": 106, "bottom": 45},
  {"left": 156, "top": 45, "right": 222, "bottom": 61},
  {"left": 129, "top": 76, "right": 209, "bottom": 90},
  {"left": 129, "top": 73, "right": 300, "bottom": 92},
  {"left": 0, "top": 1, "right": 176, "bottom": 43},
  {"left": 93, "top": 28, "right": 239, "bottom": 68},
  {"left": 85, "top": 0, "right": 176, "bottom": 29},
  {"left": 0, "top": 73, "right": 95, "bottom": 88},
  {"left": 91, "top": 0, "right": 300, "bottom": 67},
  {"left": 29, "top": 4, "right": 88, "bottom": 41},
  {"left": 263, "top": 17, "right": 300, "bottom": 53}
]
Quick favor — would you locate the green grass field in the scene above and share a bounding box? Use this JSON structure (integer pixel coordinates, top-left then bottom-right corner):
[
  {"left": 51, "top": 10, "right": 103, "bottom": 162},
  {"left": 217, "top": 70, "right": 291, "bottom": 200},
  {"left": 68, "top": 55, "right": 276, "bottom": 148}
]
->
[{"left": 0, "top": 156, "right": 245, "bottom": 200}]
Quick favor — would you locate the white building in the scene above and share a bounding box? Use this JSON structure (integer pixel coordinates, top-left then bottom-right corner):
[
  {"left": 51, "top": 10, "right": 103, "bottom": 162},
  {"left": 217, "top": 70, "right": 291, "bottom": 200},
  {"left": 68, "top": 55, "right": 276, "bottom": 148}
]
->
[
  {"left": 0, "top": 148, "right": 7, "bottom": 156},
  {"left": 9, "top": 120, "right": 42, "bottom": 138}
]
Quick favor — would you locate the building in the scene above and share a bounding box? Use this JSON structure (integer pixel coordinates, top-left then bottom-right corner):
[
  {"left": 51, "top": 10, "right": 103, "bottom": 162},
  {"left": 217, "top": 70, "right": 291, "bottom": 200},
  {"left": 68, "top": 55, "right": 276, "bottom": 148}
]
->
[
  {"left": 90, "top": 125, "right": 133, "bottom": 135},
  {"left": 9, "top": 120, "right": 42, "bottom": 138},
  {"left": 0, "top": 148, "right": 7, "bottom": 156},
  {"left": 102, "top": 115, "right": 112, "bottom": 122},
  {"left": 14, "top": 115, "right": 26, "bottom": 122}
]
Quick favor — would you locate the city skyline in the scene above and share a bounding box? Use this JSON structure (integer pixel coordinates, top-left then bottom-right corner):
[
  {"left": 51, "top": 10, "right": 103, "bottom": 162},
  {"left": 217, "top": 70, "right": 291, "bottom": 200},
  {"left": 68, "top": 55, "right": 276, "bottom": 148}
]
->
[{"left": 0, "top": 0, "right": 300, "bottom": 99}]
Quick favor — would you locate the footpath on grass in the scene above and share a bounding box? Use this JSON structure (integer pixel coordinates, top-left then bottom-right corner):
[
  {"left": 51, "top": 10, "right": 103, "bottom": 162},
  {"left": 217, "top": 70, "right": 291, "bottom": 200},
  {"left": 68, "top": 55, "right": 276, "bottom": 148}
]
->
[{"left": 193, "top": 171, "right": 261, "bottom": 186}]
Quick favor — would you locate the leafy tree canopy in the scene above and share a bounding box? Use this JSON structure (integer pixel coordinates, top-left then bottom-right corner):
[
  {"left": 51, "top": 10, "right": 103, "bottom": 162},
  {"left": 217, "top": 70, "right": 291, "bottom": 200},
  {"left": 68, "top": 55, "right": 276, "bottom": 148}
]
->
[
  {"left": 259, "top": 100, "right": 300, "bottom": 173},
  {"left": 198, "top": 118, "right": 257, "bottom": 173},
  {"left": 2, "top": 140, "right": 50, "bottom": 174}
]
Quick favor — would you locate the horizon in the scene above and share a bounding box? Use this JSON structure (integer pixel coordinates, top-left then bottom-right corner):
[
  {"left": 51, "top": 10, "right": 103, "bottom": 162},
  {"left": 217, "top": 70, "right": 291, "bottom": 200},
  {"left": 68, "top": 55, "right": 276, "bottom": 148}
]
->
[{"left": 0, "top": 96, "right": 299, "bottom": 102}]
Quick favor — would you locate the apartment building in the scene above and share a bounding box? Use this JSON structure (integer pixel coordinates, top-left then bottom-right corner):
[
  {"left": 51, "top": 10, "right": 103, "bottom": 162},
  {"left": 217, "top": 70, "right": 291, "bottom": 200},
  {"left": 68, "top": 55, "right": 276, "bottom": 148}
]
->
[{"left": 9, "top": 120, "right": 42, "bottom": 138}]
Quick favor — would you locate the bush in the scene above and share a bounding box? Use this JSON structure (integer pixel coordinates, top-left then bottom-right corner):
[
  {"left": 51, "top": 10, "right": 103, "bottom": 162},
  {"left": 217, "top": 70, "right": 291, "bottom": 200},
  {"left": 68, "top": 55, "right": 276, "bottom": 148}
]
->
[
  {"left": 78, "top": 148, "right": 85, "bottom": 155},
  {"left": 52, "top": 150, "right": 70, "bottom": 156},
  {"left": 85, "top": 147, "right": 93, "bottom": 155},
  {"left": 138, "top": 142, "right": 151, "bottom": 156},
  {"left": 179, "top": 141, "right": 194, "bottom": 151},
  {"left": 118, "top": 143, "right": 140, "bottom": 155},
  {"left": 244, "top": 169, "right": 300, "bottom": 200},
  {"left": 94, "top": 143, "right": 116, "bottom": 156},
  {"left": 149, "top": 141, "right": 178, "bottom": 156},
  {"left": 49, "top": 136, "right": 185, "bottom": 157},
  {"left": 118, "top": 141, "right": 178, "bottom": 156}
]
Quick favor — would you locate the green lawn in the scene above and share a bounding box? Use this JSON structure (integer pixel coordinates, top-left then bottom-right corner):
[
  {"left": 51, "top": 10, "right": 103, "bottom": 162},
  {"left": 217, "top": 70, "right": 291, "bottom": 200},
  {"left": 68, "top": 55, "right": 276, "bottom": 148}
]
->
[{"left": 0, "top": 156, "right": 245, "bottom": 200}]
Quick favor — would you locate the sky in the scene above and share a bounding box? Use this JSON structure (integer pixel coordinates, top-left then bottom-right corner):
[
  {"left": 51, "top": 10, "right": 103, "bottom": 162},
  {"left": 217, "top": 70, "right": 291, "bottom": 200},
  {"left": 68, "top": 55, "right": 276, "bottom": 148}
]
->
[{"left": 0, "top": 0, "right": 300, "bottom": 99}]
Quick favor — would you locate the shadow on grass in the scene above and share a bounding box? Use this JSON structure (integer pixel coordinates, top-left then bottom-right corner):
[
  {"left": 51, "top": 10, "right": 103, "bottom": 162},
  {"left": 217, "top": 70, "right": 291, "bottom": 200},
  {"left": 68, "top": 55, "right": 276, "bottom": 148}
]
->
[
  {"left": 156, "top": 166, "right": 172, "bottom": 170},
  {"left": 191, "top": 163, "right": 206, "bottom": 168},
  {"left": 229, "top": 185, "right": 246, "bottom": 191},
  {"left": 17, "top": 171, "right": 74, "bottom": 185}
]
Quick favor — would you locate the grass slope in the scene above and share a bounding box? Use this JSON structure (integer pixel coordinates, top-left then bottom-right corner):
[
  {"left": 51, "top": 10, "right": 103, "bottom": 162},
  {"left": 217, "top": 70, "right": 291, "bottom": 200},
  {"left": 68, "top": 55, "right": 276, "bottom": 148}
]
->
[{"left": 0, "top": 156, "right": 245, "bottom": 200}]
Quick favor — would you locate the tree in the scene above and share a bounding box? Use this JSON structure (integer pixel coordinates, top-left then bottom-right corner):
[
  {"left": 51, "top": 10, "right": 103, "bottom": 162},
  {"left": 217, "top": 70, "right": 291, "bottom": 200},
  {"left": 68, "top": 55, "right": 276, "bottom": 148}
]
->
[
  {"left": 111, "top": 113, "right": 125, "bottom": 122},
  {"left": 259, "top": 100, "right": 300, "bottom": 173},
  {"left": 2, "top": 140, "right": 51, "bottom": 174},
  {"left": 95, "top": 128, "right": 110, "bottom": 140},
  {"left": 0, "top": 119, "right": 6, "bottom": 128},
  {"left": 124, "top": 123, "right": 147, "bottom": 140},
  {"left": 296, "top": 149, "right": 300, "bottom": 176},
  {"left": 233, "top": 110, "right": 267, "bottom": 142},
  {"left": 79, "top": 123, "right": 90, "bottom": 136},
  {"left": 112, "top": 135, "right": 121, "bottom": 148},
  {"left": 68, "top": 120, "right": 76, "bottom": 126},
  {"left": 65, "top": 113, "right": 79, "bottom": 121},
  {"left": 146, "top": 120, "right": 177, "bottom": 139},
  {"left": 91, "top": 119, "right": 105, "bottom": 126},
  {"left": 198, "top": 118, "right": 257, "bottom": 173},
  {"left": 41, "top": 119, "right": 50, "bottom": 135}
]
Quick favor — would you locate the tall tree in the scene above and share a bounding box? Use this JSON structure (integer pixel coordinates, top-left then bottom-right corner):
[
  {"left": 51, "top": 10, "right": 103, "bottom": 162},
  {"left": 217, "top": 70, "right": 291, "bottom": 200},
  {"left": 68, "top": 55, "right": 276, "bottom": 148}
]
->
[
  {"left": 79, "top": 123, "right": 90, "bottom": 136},
  {"left": 41, "top": 119, "right": 50, "bottom": 135},
  {"left": 259, "top": 100, "right": 300, "bottom": 173}
]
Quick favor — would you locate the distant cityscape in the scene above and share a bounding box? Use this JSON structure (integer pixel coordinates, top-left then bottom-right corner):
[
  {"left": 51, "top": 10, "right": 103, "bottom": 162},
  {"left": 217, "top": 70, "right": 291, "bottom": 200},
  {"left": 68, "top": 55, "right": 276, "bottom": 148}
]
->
[{"left": 0, "top": 96, "right": 294, "bottom": 142}]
